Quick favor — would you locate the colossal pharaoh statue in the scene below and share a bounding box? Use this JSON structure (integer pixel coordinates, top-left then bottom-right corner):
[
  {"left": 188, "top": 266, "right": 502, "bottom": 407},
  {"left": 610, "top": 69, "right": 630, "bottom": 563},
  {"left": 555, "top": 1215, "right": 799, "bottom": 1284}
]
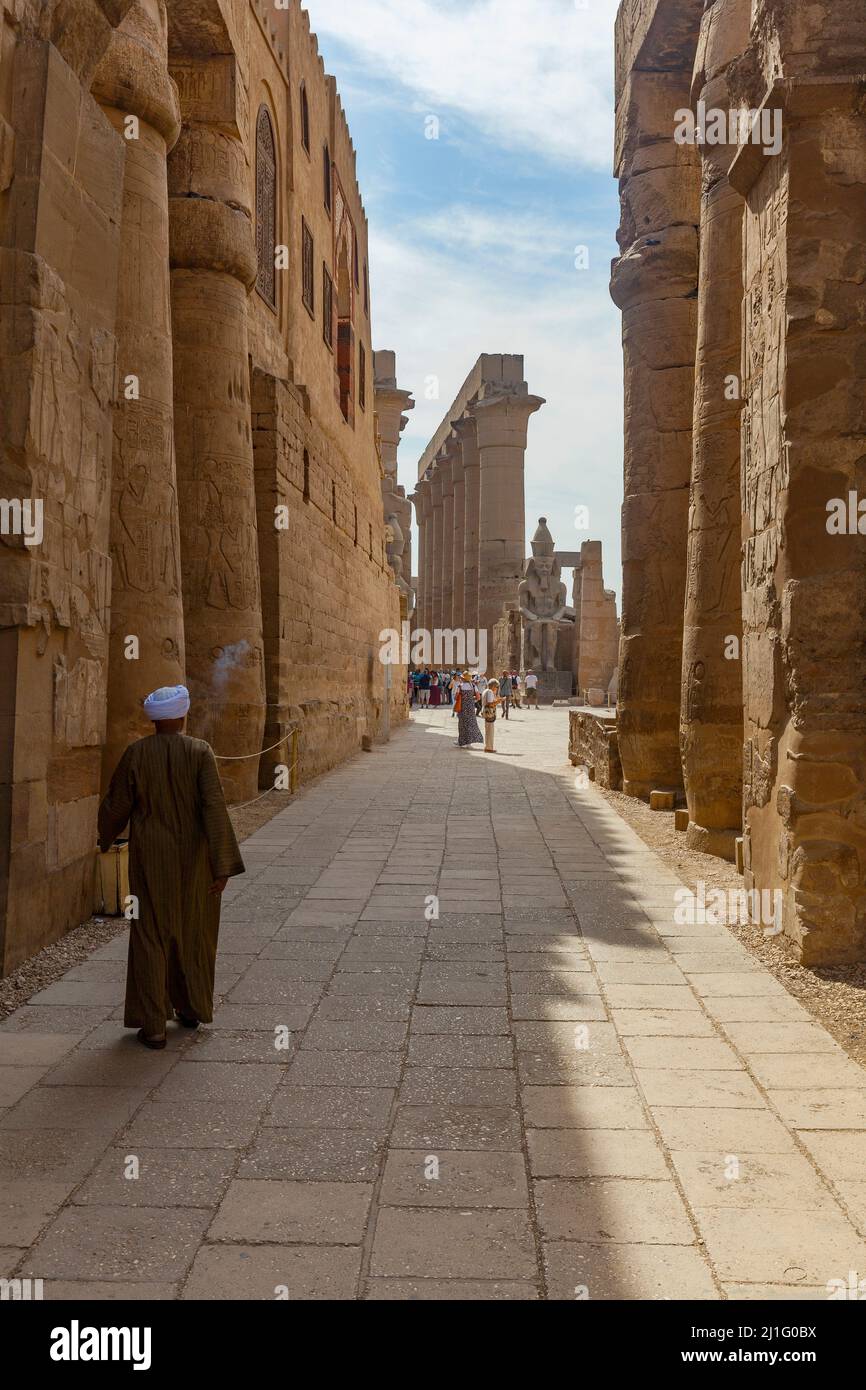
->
[{"left": 518, "top": 518, "right": 570, "bottom": 672}]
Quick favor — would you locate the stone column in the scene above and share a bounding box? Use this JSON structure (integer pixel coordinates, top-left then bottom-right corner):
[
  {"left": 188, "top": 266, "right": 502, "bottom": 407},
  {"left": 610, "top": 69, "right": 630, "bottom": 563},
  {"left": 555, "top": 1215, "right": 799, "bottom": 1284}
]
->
[
  {"left": 375, "top": 351, "right": 415, "bottom": 608},
  {"left": 730, "top": 2, "right": 866, "bottom": 963},
  {"left": 168, "top": 53, "right": 265, "bottom": 801},
  {"left": 471, "top": 388, "right": 544, "bottom": 673},
  {"left": 450, "top": 444, "right": 466, "bottom": 632},
  {"left": 610, "top": 61, "right": 701, "bottom": 798},
  {"left": 680, "top": 0, "right": 750, "bottom": 860},
  {"left": 572, "top": 557, "right": 583, "bottom": 698},
  {"left": 412, "top": 479, "right": 431, "bottom": 638},
  {"left": 429, "top": 464, "right": 444, "bottom": 633},
  {"left": 453, "top": 415, "right": 480, "bottom": 636},
  {"left": 422, "top": 471, "right": 436, "bottom": 638},
  {"left": 92, "top": 1, "right": 185, "bottom": 790},
  {"left": 439, "top": 453, "right": 454, "bottom": 632}
]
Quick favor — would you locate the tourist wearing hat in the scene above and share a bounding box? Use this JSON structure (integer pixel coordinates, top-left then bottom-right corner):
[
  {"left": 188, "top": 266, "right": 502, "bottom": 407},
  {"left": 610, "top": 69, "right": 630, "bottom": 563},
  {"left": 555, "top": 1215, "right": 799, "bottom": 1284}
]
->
[
  {"left": 98, "top": 685, "right": 245, "bottom": 1050},
  {"left": 454, "top": 671, "right": 483, "bottom": 749}
]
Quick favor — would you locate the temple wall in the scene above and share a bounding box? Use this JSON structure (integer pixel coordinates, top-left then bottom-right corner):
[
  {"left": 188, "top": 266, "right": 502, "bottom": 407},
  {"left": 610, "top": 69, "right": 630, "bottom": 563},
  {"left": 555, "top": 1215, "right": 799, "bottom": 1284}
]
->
[
  {"left": 252, "top": 369, "right": 402, "bottom": 787},
  {"left": 0, "top": 0, "right": 407, "bottom": 973},
  {"left": 0, "top": 4, "right": 126, "bottom": 973}
]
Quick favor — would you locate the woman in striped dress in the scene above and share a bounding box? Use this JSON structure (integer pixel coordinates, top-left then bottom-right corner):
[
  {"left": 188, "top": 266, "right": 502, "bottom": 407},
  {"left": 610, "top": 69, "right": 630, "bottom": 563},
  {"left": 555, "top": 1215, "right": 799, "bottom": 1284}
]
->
[{"left": 455, "top": 671, "right": 483, "bottom": 749}]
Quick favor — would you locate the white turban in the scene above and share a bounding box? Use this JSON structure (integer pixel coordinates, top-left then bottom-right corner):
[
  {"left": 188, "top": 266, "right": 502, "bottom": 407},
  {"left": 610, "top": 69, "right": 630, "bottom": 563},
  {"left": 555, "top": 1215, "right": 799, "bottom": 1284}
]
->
[{"left": 143, "top": 685, "right": 190, "bottom": 721}]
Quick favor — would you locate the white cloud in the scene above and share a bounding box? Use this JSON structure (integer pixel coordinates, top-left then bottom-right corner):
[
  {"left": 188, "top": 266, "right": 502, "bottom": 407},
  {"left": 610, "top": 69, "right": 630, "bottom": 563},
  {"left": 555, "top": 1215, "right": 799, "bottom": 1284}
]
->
[{"left": 306, "top": 0, "right": 618, "bottom": 170}]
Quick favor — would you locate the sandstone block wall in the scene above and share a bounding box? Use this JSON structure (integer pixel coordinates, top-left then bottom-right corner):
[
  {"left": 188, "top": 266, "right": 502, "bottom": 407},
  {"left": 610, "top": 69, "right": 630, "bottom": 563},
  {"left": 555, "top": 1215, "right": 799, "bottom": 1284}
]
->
[{"left": 569, "top": 711, "right": 623, "bottom": 792}]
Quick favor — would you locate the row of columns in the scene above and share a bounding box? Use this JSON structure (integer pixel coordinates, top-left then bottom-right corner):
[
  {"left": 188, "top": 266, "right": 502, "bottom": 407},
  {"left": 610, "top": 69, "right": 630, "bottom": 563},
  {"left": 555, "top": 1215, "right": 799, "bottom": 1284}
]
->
[{"left": 412, "top": 388, "right": 542, "bottom": 667}]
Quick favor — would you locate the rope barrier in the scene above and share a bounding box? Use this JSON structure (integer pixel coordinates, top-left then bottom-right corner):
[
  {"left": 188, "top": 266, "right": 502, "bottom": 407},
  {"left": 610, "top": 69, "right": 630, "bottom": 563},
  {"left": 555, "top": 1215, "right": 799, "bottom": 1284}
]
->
[
  {"left": 213, "top": 731, "right": 295, "bottom": 762},
  {"left": 230, "top": 759, "right": 300, "bottom": 811}
]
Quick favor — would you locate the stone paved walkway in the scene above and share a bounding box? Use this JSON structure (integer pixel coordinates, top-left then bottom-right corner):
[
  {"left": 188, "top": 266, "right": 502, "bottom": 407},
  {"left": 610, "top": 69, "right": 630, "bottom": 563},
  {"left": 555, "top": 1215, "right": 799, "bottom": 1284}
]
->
[{"left": 2, "top": 708, "right": 866, "bottom": 1300}]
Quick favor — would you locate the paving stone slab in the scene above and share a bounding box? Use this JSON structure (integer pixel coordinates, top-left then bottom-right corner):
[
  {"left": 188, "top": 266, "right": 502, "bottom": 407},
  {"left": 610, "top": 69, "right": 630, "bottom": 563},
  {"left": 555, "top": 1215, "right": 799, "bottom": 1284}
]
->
[
  {"left": 528, "top": 1128, "right": 669, "bottom": 1180},
  {"left": 534, "top": 1178, "right": 694, "bottom": 1245},
  {"left": 365, "top": 1278, "right": 538, "bottom": 1300},
  {"left": 209, "top": 1179, "right": 373, "bottom": 1244},
  {"left": 266, "top": 1086, "right": 396, "bottom": 1132},
  {"left": 182, "top": 1243, "right": 362, "bottom": 1300},
  {"left": 670, "top": 1151, "right": 838, "bottom": 1211},
  {"left": 543, "top": 1241, "right": 718, "bottom": 1300},
  {"left": 379, "top": 1149, "right": 529, "bottom": 1209},
  {"left": 24, "top": 1205, "right": 211, "bottom": 1282},
  {"left": 398, "top": 1066, "right": 517, "bottom": 1107},
  {"left": 371, "top": 1208, "right": 536, "bottom": 1280},
  {"left": 409, "top": 1006, "right": 510, "bottom": 1036},
  {"left": 287, "top": 1051, "right": 402, "bottom": 1088},
  {"left": 238, "top": 1128, "right": 384, "bottom": 1182},
  {"left": 694, "top": 1206, "right": 866, "bottom": 1286},
  {"left": 73, "top": 1147, "right": 236, "bottom": 1209},
  {"left": 0, "top": 1179, "right": 75, "bottom": 1245},
  {"left": 521, "top": 1086, "right": 649, "bottom": 1131},
  {"left": 407, "top": 1035, "right": 512, "bottom": 1068},
  {"left": 391, "top": 1105, "right": 523, "bottom": 1152},
  {"left": 122, "top": 1102, "right": 261, "bottom": 1150},
  {"left": 652, "top": 1106, "right": 797, "bottom": 1153}
]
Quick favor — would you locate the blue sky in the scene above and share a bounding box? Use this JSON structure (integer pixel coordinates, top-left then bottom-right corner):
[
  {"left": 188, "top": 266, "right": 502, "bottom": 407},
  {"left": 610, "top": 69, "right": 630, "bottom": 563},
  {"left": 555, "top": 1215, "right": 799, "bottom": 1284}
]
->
[{"left": 309, "top": 0, "right": 624, "bottom": 600}]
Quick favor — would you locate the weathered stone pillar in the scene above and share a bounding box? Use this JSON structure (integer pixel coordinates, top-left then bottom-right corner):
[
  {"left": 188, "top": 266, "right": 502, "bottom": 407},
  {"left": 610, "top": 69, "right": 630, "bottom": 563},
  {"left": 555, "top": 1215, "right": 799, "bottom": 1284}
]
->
[
  {"left": 730, "top": 0, "right": 866, "bottom": 962},
  {"left": 471, "top": 388, "right": 543, "bottom": 672},
  {"left": 610, "top": 50, "right": 701, "bottom": 797},
  {"left": 422, "top": 471, "right": 436, "bottom": 638},
  {"left": 429, "top": 464, "right": 444, "bottom": 632},
  {"left": 92, "top": 1, "right": 185, "bottom": 789},
  {"left": 375, "top": 351, "right": 415, "bottom": 610},
  {"left": 439, "top": 453, "right": 454, "bottom": 632},
  {"left": 412, "top": 478, "right": 432, "bottom": 638},
  {"left": 680, "top": 0, "right": 750, "bottom": 860},
  {"left": 168, "top": 52, "right": 265, "bottom": 800},
  {"left": 453, "top": 415, "right": 480, "bottom": 635},
  {"left": 451, "top": 444, "right": 466, "bottom": 632}
]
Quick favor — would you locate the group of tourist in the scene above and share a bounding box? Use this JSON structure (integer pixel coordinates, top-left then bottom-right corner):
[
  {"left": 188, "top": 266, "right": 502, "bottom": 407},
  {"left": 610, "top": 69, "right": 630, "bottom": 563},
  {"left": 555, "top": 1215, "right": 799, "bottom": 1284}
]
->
[
  {"left": 408, "top": 667, "right": 542, "bottom": 753},
  {"left": 409, "top": 668, "right": 541, "bottom": 713}
]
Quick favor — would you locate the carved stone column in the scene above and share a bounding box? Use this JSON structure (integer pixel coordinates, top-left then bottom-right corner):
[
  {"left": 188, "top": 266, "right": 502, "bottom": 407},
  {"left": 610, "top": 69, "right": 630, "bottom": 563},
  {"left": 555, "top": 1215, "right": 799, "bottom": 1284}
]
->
[
  {"left": 730, "top": 0, "right": 866, "bottom": 962},
  {"left": 412, "top": 478, "right": 432, "bottom": 638},
  {"left": 453, "top": 415, "right": 480, "bottom": 636},
  {"left": 429, "top": 464, "right": 444, "bottom": 633},
  {"left": 680, "top": 0, "right": 750, "bottom": 860},
  {"left": 439, "top": 453, "right": 454, "bottom": 632},
  {"left": 610, "top": 58, "right": 701, "bottom": 797},
  {"left": 168, "top": 51, "right": 265, "bottom": 800},
  {"left": 422, "top": 471, "right": 436, "bottom": 638},
  {"left": 471, "top": 388, "right": 544, "bottom": 673},
  {"left": 92, "top": 0, "right": 185, "bottom": 789},
  {"left": 375, "top": 352, "right": 415, "bottom": 611},
  {"left": 450, "top": 444, "right": 466, "bottom": 632}
]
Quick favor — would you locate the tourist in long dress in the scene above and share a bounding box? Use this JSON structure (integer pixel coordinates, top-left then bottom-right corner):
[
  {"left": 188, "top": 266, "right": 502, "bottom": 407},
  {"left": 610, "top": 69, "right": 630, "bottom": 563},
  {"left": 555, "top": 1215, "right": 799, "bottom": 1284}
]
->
[
  {"left": 98, "top": 685, "right": 245, "bottom": 1049},
  {"left": 455, "top": 672, "right": 483, "bottom": 748},
  {"left": 429, "top": 671, "right": 442, "bottom": 707}
]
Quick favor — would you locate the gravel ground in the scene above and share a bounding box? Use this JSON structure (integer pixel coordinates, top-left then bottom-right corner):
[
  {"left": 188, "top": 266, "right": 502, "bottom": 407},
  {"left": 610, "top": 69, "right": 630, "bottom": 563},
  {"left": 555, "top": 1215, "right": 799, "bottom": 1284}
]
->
[
  {"left": 598, "top": 785, "right": 866, "bottom": 1069},
  {"left": 0, "top": 789, "right": 295, "bottom": 1024}
]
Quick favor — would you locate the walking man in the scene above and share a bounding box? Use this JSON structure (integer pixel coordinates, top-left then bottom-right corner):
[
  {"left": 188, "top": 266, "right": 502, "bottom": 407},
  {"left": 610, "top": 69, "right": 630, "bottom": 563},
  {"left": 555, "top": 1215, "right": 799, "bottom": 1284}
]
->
[
  {"left": 98, "top": 685, "right": 245, "bottom": 1049},
  {"left": 499, "top": 671, "right": 511, "bottom": 720},
  {"left": 525, "top": 668, "right": 540, "bottom": 710}
]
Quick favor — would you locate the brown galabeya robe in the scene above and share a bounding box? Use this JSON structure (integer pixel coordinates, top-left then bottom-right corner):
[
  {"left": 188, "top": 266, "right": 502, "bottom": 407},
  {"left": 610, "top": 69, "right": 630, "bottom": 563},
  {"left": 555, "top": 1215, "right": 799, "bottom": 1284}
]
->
[{"left": 98, "top": 735, "right": 245, "bottom": 1035}]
